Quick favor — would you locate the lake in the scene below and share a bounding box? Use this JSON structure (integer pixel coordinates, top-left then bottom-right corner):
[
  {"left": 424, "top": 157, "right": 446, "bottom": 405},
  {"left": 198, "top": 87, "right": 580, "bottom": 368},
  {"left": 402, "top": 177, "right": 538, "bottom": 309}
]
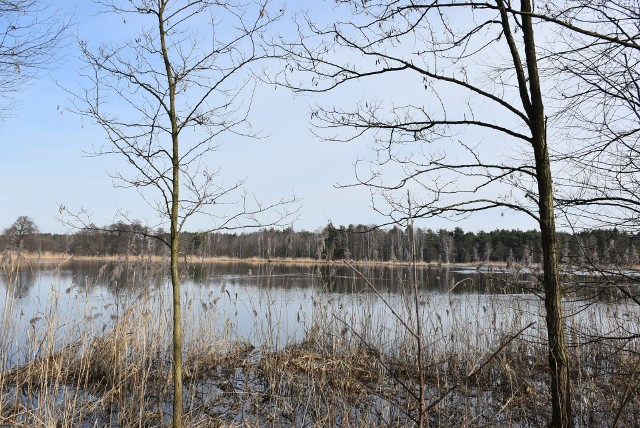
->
[{"left": 1, "top": 259, "right": 638, "bottom": 365}]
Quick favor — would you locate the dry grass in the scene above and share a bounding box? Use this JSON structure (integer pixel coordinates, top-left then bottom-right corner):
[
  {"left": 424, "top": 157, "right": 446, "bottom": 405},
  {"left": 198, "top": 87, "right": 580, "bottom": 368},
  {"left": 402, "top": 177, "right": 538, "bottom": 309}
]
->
[
  {"left": 1, "top": 257, "right": 640, "bottom": 427},
  {"left": 12, "top": 250, "right": 517, "bottom": 269}
]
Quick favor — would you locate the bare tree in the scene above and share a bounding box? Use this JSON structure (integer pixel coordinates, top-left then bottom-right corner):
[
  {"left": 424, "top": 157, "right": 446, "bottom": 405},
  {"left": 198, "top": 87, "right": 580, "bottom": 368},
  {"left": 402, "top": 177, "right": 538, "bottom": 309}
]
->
[
  {"left": 69, "top": 1, "right": 294, "bottom": 426},
  {"left": 277, "top": 1, "right": 575, "bottom": 425},
  {"left": 547, "top": 1, "right": 640, "bottom": 232},
  {"left": 439, "top": 230, "right": 455, "bottom": 265},
  {"left": 0, "top": 0, "right": 68, "bottom": 119},
  {"left": 3, "top": 215, "right": 38, "bottom": 251}
]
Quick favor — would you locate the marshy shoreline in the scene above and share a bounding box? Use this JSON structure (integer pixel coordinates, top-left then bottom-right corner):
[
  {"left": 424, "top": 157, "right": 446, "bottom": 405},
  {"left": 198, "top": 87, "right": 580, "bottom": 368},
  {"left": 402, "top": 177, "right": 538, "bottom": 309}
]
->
[
  {"left": 1, "top": 257, "right": 640, "bottom": 426},
  {"left": 7, "top": 250, "right": 518, "bottom": 269}
]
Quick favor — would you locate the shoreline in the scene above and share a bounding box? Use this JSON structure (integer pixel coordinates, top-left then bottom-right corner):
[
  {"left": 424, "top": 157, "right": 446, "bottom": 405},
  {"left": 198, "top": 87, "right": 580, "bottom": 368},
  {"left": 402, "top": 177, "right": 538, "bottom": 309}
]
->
[{"left": 3, "top": 251, "right": 514, "bottom": 269}]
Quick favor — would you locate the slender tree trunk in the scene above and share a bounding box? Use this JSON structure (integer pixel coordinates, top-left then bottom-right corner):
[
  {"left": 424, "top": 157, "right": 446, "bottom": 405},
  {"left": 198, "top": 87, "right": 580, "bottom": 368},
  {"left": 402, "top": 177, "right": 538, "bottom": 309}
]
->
[
  {"left": 158, "top": 3, "right": 183, "bottom": 426},
  {"left": 530, "top": 99, "right": 572, "bottom": 428},
  {"left": 170, "top": 126, "right": 183, "bottom": 428},
  {"left": 536, "top": 145, "right": 572, "bottom": 428},
  {"left": 170, "top": 203, "right": 182, "bottom": 428},
  {"left": 520, "top": 0, "right": 572, "bottom": 425},
  {"left": 408, "top": 196, "right": 425, "bottom": 428}
]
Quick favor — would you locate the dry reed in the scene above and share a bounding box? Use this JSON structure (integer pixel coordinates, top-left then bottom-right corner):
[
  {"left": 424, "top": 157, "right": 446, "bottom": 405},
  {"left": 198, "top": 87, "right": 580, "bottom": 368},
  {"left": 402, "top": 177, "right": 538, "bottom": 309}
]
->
[{"left": 1, "top": 256, "right": 639, "bottom": 427}]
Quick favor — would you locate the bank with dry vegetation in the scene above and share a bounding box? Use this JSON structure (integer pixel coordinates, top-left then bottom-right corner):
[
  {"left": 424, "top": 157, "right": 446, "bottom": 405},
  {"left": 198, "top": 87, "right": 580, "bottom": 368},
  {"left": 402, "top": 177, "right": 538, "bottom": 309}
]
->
[{"left": 2, "top": 257, "right": 640, "bottom": 426}]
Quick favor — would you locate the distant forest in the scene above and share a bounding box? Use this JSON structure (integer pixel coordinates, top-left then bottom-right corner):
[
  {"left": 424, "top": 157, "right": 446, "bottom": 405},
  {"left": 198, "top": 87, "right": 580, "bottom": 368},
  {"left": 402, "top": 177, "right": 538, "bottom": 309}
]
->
[{"left": 2, "top": 218, "right": 639, "bottom": 267}]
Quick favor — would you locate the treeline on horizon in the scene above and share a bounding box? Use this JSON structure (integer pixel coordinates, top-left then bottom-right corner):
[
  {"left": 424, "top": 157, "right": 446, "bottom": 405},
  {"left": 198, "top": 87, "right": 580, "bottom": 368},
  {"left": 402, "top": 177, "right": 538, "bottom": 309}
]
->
[{"left": 3, "top": 220, "right": 640, "bottom": 267}]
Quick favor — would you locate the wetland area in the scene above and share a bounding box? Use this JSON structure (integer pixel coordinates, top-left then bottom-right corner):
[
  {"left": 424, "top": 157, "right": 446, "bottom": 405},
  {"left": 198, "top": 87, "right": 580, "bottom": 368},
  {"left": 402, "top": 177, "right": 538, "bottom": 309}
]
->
[{"left": 1, "top": 258, "right": 640, "bottom": 426}]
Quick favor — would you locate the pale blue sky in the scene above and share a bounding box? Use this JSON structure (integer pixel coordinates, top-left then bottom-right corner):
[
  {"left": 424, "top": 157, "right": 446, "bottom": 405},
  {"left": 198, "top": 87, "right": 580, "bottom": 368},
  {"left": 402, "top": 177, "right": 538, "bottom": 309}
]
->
[{"left": 0, "top": 0, "right": 538, "bottom": 234}]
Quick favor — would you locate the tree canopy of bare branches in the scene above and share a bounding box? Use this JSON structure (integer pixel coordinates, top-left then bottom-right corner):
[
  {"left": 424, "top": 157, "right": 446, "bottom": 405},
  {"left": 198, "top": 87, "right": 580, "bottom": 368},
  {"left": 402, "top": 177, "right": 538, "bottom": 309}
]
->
[
  {"left": 2, "top": 215, "right": 38, "bottom": 250},
  {"left": 273, "top": 0, "right": 631, "bottom": 425},
  {"left": 0, "top": 0, "right": 68, "bottom": 119},
  {"left": 71, "top": 1, "right": 295, "bottom": 425},
  {"left": 547, "top": 1, "right": 640, "bottom": 232}
]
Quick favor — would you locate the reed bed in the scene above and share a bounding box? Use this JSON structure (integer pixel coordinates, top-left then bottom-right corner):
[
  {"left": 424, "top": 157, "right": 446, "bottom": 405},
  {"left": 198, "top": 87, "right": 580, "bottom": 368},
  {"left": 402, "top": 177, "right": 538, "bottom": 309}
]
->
[{"left": 1, "top": 258, "right": 640, "bottom": 427}]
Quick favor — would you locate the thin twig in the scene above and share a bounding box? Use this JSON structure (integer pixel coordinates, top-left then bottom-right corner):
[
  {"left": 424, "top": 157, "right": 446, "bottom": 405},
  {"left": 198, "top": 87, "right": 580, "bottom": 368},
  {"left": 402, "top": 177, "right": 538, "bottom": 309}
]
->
[{"left": 343, "top": 260, "right": 418, "bottom": 339}]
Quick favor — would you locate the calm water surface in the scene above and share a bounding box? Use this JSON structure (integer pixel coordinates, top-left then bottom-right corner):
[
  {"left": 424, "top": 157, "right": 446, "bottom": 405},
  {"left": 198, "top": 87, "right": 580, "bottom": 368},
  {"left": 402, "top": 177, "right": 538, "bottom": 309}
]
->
[{"left": 1, "top": 260, "right": 638, "bottom": 364}]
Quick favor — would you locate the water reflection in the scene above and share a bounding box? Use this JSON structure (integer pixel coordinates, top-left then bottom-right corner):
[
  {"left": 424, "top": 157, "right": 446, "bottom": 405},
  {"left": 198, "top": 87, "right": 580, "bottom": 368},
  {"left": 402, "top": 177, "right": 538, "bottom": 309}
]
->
[
  {"left": 1, "top": 269, "right": 37, "bottom": 299},
  {"left": 0, "top": 261, "right": 531, "bottom": 353},
  {"left": 0, "top": 260, "right": 541, "bottom": 301}
]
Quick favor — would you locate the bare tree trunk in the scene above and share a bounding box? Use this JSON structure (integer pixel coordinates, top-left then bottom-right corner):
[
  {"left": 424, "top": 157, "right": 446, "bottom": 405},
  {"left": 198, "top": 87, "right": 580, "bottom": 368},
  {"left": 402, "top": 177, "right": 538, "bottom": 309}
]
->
[
  {"left": 408, "top": 200, "right": 425, "bottom": 427},
  {"left": 170, "top": 134, "right": 183, "bottom": 427},
  {"left": 533, "top": 124, "right": 572, "bottom": 426},
  {"left": 538, "top": 153, "right": 572, "bottom": 428},
  {"left": 158, "top": 3, "right": 183, "bottom": 425},
  {"left": 170, "top": 221, "right": 182, "bottom": 427},
  {"left": 520, "top": 0, "right": 572, "bottom": 424}
]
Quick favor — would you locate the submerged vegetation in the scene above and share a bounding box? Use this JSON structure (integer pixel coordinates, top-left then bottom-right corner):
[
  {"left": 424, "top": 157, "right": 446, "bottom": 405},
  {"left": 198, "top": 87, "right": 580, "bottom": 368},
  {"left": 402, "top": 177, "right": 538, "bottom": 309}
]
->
[{"left": 1, "top": 257, "right": 640, "bottom": 426}]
